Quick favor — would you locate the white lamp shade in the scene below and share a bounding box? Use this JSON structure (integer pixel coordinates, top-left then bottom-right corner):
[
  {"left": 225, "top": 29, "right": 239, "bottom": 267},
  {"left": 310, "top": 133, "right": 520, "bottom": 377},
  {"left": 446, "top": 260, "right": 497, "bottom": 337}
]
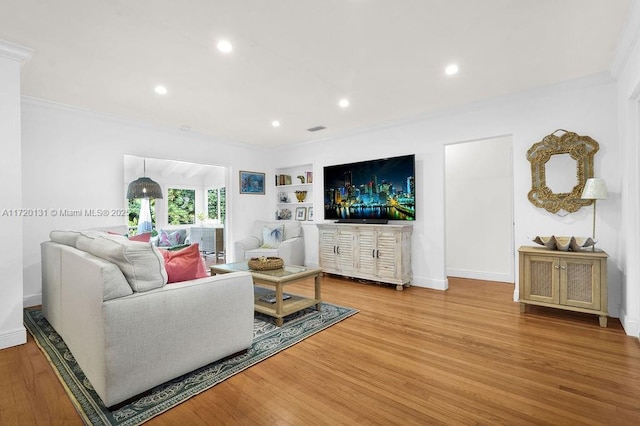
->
[{"left": 581, "top": 177, "right": 608, "bottom": 200}]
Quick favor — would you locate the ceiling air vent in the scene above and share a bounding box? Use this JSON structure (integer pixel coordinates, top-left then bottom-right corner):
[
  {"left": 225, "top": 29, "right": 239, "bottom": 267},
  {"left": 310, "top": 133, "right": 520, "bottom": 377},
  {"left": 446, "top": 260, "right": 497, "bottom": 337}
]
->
[{"left": 307, "top": 125, "right": 326, "bottom": 132}]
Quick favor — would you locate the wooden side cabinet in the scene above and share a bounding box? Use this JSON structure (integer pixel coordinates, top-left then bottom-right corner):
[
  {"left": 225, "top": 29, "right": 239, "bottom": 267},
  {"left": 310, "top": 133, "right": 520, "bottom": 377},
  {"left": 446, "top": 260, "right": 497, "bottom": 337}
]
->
[{"left": 518, "top": 246, "right": 608, "bottom": 327}]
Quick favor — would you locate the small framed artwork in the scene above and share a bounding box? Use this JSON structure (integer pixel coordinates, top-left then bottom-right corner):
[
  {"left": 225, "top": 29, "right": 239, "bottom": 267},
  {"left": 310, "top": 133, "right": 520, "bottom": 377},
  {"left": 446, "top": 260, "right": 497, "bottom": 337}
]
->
[
  {"left": 239, "top": 171, "right": 265, "bottom": 195},
  {"left": 307, "top": 207, "right": 314, "bottom": 221},
  {"left": 295, "top": 206, "right": 307, "bottom": 221},
  {"left": 278, "top": 192, "right": 290, "bottom": 203}
]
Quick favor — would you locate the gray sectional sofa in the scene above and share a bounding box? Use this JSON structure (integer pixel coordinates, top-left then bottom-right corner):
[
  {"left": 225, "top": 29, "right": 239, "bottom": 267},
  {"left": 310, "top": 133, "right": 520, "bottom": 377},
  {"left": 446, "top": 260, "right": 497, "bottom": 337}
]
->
[{"left": 41, "top": 228, "right": 255, "bottom": 407}]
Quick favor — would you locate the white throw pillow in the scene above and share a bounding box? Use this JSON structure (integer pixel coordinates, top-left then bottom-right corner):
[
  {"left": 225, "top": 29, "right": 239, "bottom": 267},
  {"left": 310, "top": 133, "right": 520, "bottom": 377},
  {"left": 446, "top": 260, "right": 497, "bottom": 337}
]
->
[
  {"left": 261, "top": 225, "right": 284, "bottom": 248},
  {"left": 88, "top": 236, "right": 168, "bottom": 292}
]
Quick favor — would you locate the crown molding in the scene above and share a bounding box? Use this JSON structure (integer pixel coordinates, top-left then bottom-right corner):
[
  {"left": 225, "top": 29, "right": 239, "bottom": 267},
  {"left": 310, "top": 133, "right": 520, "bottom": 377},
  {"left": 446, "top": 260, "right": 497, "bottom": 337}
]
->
[
  {"left": 611, "top": 2, "right": 640, "bottom": 78},
  {"left": 0, "top": 39, "right": 33, "bottom": 63}
]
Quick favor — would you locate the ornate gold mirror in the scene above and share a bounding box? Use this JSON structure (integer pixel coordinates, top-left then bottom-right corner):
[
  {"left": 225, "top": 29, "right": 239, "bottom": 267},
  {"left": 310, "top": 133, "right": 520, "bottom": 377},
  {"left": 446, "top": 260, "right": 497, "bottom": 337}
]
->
[{"left": 527, "top": 129, "right": 599, "bottom": 215}]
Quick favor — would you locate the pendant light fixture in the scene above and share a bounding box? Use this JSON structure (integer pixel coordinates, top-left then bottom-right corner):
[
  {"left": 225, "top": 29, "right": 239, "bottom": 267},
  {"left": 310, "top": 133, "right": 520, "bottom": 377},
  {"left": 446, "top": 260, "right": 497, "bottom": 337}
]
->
[{"left": 126, "top": 158, "right": 163, "bottom": 199}]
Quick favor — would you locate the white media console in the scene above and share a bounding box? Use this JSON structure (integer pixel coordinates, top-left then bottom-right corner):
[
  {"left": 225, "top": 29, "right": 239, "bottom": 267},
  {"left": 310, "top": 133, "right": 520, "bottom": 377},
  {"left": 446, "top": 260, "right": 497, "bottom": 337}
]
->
[{"left": 317, "top": 223, "right": 413, "bottom": 290}]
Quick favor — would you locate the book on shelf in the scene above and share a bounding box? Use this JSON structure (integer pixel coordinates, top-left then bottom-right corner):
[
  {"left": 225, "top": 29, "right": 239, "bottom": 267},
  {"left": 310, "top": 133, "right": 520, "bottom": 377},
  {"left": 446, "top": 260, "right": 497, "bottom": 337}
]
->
[
  {"left": 277, "top": 174, "right": 292, "bottom": 186},
  {"left": 306, "top": 171, "right": 313, "bottom": 183}
]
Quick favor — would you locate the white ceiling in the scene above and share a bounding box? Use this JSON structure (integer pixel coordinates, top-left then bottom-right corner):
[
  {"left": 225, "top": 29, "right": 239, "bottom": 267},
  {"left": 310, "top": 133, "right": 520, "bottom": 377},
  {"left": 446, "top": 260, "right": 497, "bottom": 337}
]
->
[
  {"left": 124, "top": 155, "right": 224, "bottom": 186},
  {"left": 0, "top": 0, "right": 630, "bottom": 148}
]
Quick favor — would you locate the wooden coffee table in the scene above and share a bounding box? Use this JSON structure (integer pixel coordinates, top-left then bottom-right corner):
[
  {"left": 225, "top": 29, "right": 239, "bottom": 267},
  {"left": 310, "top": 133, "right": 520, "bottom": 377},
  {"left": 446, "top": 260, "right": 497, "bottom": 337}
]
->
[{"left": 210, "top": 262, "right": 322, "bottom": 326}]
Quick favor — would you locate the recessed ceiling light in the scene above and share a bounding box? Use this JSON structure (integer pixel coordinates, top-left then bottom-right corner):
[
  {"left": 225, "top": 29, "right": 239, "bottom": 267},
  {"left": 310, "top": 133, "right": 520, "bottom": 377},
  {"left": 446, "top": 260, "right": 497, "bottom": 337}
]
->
[
  {"left": 217, "top": 40, "right": 233, "bottom": 53},
  {"left": 338, "top": 98, "right": 350, "bottom": 108},
  {"left": 445, "top": 64, "right": 459, "bottom": 76},
  {"left": 272, "top": 120, "right": 280, "bottom": 128},
  {"left": 154, "top": 85, "right": 168, "bottom": 95}
]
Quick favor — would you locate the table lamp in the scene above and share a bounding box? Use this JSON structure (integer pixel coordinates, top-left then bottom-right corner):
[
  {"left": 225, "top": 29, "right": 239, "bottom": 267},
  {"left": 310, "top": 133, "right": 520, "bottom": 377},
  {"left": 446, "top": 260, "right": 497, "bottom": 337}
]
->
[{"left": 581, "top": 177, "right": 608, "bottom": 250}]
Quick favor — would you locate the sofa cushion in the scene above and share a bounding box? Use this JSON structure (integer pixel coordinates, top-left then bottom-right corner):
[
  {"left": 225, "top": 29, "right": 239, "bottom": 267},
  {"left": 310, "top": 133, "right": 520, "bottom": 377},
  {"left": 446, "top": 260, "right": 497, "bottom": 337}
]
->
[
  {"left": 76, "top": 231, "right": 125, "bottom": 252},
  {"left": 161, "top": 243, "right": 208, "bottom": 283},
  {"left": 50, "top": 230, "right": 83, "bottom": 247},
  {"left": 73, "top": 249, "right": 134, "bottom": 301},
  {"left": 88, "top": 237, "right": 167, "bottom": 292},
  {"left": 261, "top": 224, "right": 284, "bottom": 248}
]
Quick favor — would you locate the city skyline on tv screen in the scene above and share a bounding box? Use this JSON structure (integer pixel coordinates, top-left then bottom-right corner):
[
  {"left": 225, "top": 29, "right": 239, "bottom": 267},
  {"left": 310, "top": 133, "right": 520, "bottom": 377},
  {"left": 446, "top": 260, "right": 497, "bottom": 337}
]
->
[{"left": 323, "top": 154, "right": 415, "bottom": 221}]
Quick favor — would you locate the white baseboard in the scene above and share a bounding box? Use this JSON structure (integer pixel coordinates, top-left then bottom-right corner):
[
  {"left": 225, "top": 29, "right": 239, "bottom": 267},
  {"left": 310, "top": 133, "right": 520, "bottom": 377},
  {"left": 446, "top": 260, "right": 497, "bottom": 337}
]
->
[
  {"left": 411, "top": 276, "right": 448, "bottom": 291},
  {"left": 447, "top": 268, "right": 513, "bottom": 284},
  {"left": 618, "top": 307, "right": 639, "bottom": 338},
  {"left": 0, "top": 327, "right": 26, "bottom": 350},
  {"left": 23, "top": 293, "right": 42, "bottom": 308}
]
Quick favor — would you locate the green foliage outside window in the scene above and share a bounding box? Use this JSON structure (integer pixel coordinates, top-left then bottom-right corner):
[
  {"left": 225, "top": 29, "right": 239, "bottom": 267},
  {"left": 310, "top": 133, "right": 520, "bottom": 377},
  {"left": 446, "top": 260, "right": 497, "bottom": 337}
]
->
[
  {"left": 220, "top": 187, "right": 226, "bottom": 223},
  {"left": 208, "top": 189, "right": 218, "bottom": 219},
  {"left": 207, "top": 187, "right": 226, "bottom": 223},
  {"left": 168, "top": 188, "right": 195, "bottom": 225}
]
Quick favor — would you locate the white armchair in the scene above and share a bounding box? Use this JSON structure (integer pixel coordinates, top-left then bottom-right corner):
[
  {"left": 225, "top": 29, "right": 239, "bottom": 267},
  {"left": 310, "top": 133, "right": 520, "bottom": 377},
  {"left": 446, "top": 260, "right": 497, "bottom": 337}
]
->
[{"left": 234, "top": 220, "right": 305, "bottom": 266}]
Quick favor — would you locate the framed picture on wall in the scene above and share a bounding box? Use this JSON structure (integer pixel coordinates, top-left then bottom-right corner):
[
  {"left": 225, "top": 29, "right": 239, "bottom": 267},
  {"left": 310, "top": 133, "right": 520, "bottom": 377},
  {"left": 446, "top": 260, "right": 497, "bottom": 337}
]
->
[
  {"left": 239, "top": 171, "right": 265, "bottom": 195},
  {"left": 295, "top": 206, "right": 306, "bottom": 221},
  {"left": 307, "top": 207, "right": 314, "bottom": 221}
]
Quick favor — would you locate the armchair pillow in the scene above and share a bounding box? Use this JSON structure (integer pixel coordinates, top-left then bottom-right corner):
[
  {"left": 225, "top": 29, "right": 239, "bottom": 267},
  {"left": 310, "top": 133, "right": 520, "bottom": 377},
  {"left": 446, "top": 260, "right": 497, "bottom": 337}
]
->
[{"left": 261, "top": 225, "right": 284, "bottom": 248}]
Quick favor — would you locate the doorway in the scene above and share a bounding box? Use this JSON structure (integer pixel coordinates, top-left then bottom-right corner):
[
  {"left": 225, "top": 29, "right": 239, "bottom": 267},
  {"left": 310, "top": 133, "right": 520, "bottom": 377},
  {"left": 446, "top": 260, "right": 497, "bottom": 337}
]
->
[
  {"left": 444, "top": 136, "right": 514, "bottom": 283},
  {"left": 124, "top": 155, "right": 228, "bottom": 263}
]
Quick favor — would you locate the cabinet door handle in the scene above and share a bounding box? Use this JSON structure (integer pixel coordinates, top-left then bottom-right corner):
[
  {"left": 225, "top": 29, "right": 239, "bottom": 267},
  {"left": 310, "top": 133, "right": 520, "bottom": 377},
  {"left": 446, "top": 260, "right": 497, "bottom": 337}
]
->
[
  {"left": 372, "top": 249, "right": 375, "bottom": 258},
  {"left": 561, "top": 266, "right": 567, "bottom": 270},
  {"left": 336, "top": 246, "right": 340, "bottom": 255},
  {"left": 376, "top": 250, "right": 380, "bottom": 258},
  {"left": 333, "top": 246, "right": 336, "bottom": 254},
  {"left": 554, "top": 265, "right": 559, "bottom": 269}
]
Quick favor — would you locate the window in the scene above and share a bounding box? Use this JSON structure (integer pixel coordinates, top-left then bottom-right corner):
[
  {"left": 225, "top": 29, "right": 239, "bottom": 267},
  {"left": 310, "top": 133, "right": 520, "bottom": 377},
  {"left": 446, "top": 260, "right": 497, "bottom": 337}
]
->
[
  {"left": 207, "top": 187, "right": 226, "bottom": 223},
  {"left": 208, "top": 188, "right": 218, "bottom": 220},
  {"left": 220, "top": 187, "right": 226, "bottom": 223},
  {"left": 128, "top": 198, "right": 156, "bottom": 236},
  {"left": 167, "top": 188, "right": 195, "bottom": 225}
]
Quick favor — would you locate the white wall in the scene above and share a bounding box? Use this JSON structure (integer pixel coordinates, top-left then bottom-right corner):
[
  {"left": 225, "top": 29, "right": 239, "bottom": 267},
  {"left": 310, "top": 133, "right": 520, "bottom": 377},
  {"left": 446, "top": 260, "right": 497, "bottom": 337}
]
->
[
  {"left": 0, "top": 41, "right": 31, "bottom": 349},
  {"left": 611, "top": 2, "right": 640, "bottom": 337},
  {"left": 276, "top": 74, "right": 622, "bottom": 317},
  {"left": 20, "top": 98, "right": 272, "bottom": 306},
  {"left": 445, "top": 136, "right": 513, "bottom": 283}
]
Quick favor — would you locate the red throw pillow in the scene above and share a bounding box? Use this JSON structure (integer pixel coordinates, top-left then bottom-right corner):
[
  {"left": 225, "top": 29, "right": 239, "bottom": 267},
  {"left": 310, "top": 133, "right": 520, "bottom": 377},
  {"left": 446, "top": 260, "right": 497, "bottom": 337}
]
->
[
  {"left": 129, "top": 232, "right": 152, "bottom": 242},
  {"left": 161, "top": 244, "right": 208, "bottom": 283}
]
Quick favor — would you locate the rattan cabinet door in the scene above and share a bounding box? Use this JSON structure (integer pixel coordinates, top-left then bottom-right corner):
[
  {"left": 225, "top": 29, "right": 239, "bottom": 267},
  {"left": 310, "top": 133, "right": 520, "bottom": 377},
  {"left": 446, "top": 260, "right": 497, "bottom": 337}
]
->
[
  {"left": 559, "top": 258, "right": 601, "bottom": 310},
  {"left": 523, "top": 254, "right": 559, "bottom": 304}
]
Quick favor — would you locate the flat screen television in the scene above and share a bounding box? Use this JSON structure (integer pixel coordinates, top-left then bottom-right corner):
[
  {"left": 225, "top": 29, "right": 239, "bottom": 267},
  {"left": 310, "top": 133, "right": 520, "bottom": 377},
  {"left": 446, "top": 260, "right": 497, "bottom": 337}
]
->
[{"left": 323, "top": 154, "right": 415, "bottom": 222}]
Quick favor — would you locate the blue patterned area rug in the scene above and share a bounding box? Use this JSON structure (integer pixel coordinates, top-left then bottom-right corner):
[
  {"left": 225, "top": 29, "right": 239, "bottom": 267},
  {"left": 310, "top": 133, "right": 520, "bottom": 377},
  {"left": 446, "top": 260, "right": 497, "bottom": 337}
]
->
[{"left": 24, "top": 302, "right": 357, "bottom": 426}]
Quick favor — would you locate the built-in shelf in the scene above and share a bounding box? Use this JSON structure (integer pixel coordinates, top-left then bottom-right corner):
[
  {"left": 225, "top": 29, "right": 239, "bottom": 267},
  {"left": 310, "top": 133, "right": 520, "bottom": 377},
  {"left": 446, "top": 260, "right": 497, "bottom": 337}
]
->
[{"left": 275, "top": 163, "right": 313, "bottom": 221}]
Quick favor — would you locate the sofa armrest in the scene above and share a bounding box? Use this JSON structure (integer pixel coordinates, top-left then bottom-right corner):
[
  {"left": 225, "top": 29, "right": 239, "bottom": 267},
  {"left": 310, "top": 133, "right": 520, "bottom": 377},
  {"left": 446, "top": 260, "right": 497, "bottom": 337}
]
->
[
  {"left": 234, "top": 236, "right": 260, "bottom": 262},
  {"left": 278, "top": 237, "right": 305, "bottom": 266}
]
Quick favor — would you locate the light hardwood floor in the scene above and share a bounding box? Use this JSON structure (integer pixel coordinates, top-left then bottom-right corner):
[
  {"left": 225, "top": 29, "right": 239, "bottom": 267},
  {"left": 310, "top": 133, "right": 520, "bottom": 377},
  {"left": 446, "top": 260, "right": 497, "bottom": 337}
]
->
[{"left": 2, "top": 275, "right": 640, "bottom": 425}]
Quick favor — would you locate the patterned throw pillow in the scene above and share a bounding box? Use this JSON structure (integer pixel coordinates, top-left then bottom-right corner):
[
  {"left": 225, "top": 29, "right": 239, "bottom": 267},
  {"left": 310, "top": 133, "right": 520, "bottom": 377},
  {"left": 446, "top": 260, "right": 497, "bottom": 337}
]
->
[
  {"left": 158, "top": 230, "right": 182, "bottom": 247},
  {"left": 261, "top": 225, "right": 284, "bottom": 248}
]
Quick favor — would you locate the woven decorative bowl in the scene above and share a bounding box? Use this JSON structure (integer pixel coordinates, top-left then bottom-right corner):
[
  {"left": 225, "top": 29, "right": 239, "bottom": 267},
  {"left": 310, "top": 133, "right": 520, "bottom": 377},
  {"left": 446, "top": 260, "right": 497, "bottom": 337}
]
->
[{"left": 248, "top": 257, "right": 284, "bottom": 271}]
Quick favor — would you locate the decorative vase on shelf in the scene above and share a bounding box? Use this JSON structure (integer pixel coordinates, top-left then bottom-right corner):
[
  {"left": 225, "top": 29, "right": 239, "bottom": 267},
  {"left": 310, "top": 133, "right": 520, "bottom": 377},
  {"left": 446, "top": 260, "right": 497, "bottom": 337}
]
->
[{"left": 295, "top": 190, "right": 307, "bottom": 202}]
